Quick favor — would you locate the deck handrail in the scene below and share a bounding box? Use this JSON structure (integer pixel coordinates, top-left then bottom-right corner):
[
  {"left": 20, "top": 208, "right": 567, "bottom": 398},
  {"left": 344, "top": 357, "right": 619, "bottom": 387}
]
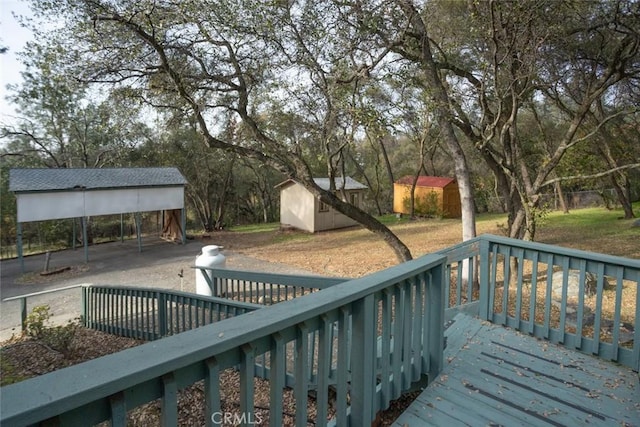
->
[
  {"left": 193, "top": 267, "right": 348, "bottom": 303},
  {"left": 2, "top": 284, "right": 86, "bottom": 332},
  {"left": 478, "top": 234, "right": 639, "bottom": 370},
  {"left": 82, "top": 285, "right": 262, "bottom": 341},
  {"left": 0, "top": 253, "right": 448, "bottom": 426}
]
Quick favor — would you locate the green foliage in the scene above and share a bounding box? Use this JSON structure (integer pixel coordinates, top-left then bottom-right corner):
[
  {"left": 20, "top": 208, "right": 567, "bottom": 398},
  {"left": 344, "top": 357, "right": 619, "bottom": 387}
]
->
[
  {"left": 25, "top": 305, "right": 52, "bottom": 339},
  {"left": 403, "top": 191, "right": 444, "bottom": 218},
  {"left": 228, "top": 223, "right": 280, "bottom": 233},
  {"left": 25, "top": 305, "right": 78, "bottom": 356},
  {"left": 376, "top": 214, "right": 410, "bottom": 225}
]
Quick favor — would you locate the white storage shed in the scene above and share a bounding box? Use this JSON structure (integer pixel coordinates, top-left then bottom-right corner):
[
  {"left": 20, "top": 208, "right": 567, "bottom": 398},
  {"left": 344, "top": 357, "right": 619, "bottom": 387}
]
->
[{"left": 277, "top": 176, "right": 368, "bottom": 233}]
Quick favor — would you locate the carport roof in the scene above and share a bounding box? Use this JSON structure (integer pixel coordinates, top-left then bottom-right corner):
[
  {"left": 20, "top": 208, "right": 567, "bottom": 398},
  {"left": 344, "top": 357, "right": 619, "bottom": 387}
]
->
[{"left": 9, "top": 167, "right": 187, "bottom": 193}]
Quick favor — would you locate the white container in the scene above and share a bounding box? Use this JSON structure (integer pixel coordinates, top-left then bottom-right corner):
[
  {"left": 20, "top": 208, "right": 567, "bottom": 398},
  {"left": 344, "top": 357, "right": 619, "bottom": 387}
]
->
[{"left": 195, "top": 245, "right": 226, "bottom": 296}]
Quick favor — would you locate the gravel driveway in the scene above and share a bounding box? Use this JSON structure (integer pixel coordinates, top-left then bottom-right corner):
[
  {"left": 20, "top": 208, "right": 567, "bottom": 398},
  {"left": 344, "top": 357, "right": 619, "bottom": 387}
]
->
[{"left": 0, "top": 237, "right": 314, "bottom": 341}]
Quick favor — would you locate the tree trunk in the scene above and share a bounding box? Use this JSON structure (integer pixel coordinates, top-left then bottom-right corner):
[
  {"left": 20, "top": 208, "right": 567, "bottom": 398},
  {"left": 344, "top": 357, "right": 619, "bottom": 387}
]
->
[
  {"left": 398, "top": 0, "right": 476, "bottom": 243},
  {"left": 555, "top": 181, "right": 569, "bottom": 214},
  {"left": 610, "top": 174, "right": 636, "bottom": 219}
]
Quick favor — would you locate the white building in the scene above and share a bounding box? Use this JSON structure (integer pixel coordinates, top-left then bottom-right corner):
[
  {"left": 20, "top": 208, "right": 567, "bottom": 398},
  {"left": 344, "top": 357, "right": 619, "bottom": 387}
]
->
[{"left": 276, "top": 177, "right": 368, "bottom": 233}]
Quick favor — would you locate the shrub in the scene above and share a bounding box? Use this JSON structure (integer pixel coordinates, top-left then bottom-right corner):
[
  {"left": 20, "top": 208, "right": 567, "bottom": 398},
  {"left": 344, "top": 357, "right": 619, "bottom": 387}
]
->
[{"left": 25, "top": 305, "right": 79, "bottom": 356}]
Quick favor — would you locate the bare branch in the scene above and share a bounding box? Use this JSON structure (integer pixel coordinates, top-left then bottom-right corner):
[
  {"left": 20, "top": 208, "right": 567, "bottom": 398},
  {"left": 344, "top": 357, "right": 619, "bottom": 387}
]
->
[{"left": 541, "top": 163, "right": 640, "bottom": 187}]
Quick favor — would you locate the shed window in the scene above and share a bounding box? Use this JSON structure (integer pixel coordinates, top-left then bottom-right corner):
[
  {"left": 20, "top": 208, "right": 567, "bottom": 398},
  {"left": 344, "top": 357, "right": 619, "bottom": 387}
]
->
[
  {"left": 350, "top": 193, "right": 359, "bottom": 207},
  {"left": 319, "top": 200, "right": 329, "bottom": 212}
]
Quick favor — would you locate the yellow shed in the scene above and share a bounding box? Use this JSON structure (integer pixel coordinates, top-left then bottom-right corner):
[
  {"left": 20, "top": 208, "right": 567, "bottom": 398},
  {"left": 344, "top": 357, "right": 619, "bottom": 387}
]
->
[{"left": 393, "top": 176, "right": 461, "bottom": 218}]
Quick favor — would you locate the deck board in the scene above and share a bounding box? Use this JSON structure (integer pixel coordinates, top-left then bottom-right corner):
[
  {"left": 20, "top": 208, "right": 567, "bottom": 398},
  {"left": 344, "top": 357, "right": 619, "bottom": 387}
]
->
[{"left": 394, "top": 314, "right": 640, "bottom": 427}]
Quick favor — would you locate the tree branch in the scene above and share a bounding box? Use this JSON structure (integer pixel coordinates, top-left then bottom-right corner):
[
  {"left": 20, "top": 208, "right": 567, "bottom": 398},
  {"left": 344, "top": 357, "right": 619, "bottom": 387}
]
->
[{"left": 541, "top": 163, "right": 640, "bottom": 187}]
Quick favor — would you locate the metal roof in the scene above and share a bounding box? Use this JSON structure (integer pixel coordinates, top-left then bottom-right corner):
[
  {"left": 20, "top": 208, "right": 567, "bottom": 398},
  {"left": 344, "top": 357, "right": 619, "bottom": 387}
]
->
[
  {"left": 313, "top": 177, "right": 368, "bottom": 191},
  {"left": 276, "top": 176, "right": 368, "bottom": 191},
  {"left": 9, "top": 167, "right": 187, "bottom": 193},
  {"left": 395, "top": 176, "right": 456, "bottom": 188}
]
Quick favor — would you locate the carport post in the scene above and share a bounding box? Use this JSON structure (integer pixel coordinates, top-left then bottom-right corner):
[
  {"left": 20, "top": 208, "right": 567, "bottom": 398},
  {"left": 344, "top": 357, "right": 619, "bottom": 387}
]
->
[
  {"left": 135, "top": 212, "right": 142, "bottom": 252},
  {"left": 181, "top": 207, "right": 186, "bottom": 245},
  {"left": 120, "top": 213, "right": 124, "bottom": 243},
  {"left": 82, "top": 216, "right": 89, "bottom": 263},
  {"left": 16, "top": 222, "right": 24, "bottom": 273}
]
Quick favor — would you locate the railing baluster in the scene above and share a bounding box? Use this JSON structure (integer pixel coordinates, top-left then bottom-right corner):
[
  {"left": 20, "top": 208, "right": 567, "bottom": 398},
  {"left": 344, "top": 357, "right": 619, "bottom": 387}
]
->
[
  {"left": 501, "top": 246, "right": 511, "bottom": 325},
  {"left": 412, "top": 276, "right": 423, "bottom": 382},
  {"left": 295, "top": 323, "right": 310, "bottom": 426},
  {"left": 427, "top": 264, "right": 445, "bottom": 382},
  {"left": 489, "top": 244, "right": 499, "bottom": 321},
  {"left": 515, "top": 248, "right": 524, "bottom": 330},
  {"left": 478, "top": 239, "right": 491, "bottom": 320},
  {"left": 559, "top": 257, "right": 569, "bottom": 344},
  {"left": 391, "top": 283, "right": 403, "bottom": 399},
  {"left": 575, "top": 259, "right": 587, "bottom": 349},
  {"left": 634, "top": 275, "right": 640, "bottom": 371},
  {"left": 205, "top": 357, "right": 220, "bottom": 427},
  {"left": 269, "top": 333, "right": 285, "bottom": 427},
  {"left": 611, "top": 267, "right": 624, "bottom": 362},
  {"left": 316, "top": 315, "right": 331, "bottom": 427},
  {"left": 444, "top": 264, "right": 451, "bottom": 309},
  {"left": 239, "top": 344, "right": 255, "bottom": 424},
  {"left": 181, "top": 295, "right": 186, "bottom": 333},
  {"left": 401, "top": 279, "right": 412, "bottom": 389},
  {"left": 528, "top": 251, "right": 539, "bottom": 335},
  {"left": 109, "top": 392, "right": 126, "bottom": 427},
  {"left": 351, "top": 294, "right": 376, "bottom": 425},
  {"left": 110, "top": 289, "right": 116, "bottom": 335},
  {"left": 161, "top": 373, "right": 178, "bottom": 427},
  {"left": 456, "top": 261, "right": 463, "bottom": 307},
  {"left": 380, "top": 288, "right": 392, "bottom": 408},
  {"left": 592, "top": 263, "right": 605, "bottom": 355},
  {"left": 544, "top": 254, "right": 554, "bottom": 339},
  {"left": 467, "top": 256, "right": 474, "bottom": 303},
  {"left": 336, "top": 307, "right": 349, "bottom": 426}
]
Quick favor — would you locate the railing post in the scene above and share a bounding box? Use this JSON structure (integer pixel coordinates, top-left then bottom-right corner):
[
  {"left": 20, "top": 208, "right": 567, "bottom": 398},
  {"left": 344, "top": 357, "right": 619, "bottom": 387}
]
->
[
  {"left": 81, "top": 286, "right": 88, "bottom": 327},
  {"left": 426, "top": 258, "right": 446, "bottom": 382},
  {"left": 158, "top": 292, "right": 167, "bottom": 337},
  {"left": 478, "top": 238, "right": 491, "bottom": 320},
  {"left": 350, "top": 294, "right": 376, "bottom": 425},
  {"left": 20, "top": 297, "right": 27, "bottom": 332}
]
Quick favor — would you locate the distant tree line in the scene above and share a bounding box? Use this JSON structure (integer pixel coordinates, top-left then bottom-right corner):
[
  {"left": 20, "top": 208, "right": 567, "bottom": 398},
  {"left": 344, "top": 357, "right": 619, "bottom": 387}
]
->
[{"left": 1, "top": 0, "right": 638, "bottom": 261}]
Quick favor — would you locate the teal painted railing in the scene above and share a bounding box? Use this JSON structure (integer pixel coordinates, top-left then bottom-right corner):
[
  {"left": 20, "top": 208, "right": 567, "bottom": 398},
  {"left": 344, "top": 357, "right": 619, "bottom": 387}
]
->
[
  {"left": 477, "top": 235, "right": 640, "bottom": 370},
  {"left": 82, "top": 286, "right": 262, "bottom": 341},
  {"left": 2, "top": 284, "right": 84, "bottom": 332},
  {"left": 1, "top": 235, "right": 637, "bottom": 426},
  {"left": 0, "top": 252, "right": 448, "bottom": 426},
  {"left": 194, "top": 267, "right": 347, "bottom": 304}
]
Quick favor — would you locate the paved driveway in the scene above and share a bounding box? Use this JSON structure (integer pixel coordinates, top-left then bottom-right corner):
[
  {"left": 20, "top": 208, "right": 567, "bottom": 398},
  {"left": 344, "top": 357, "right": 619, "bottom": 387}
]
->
[{"left": 0, "top": 237, "right": 312, "bottom": 341}]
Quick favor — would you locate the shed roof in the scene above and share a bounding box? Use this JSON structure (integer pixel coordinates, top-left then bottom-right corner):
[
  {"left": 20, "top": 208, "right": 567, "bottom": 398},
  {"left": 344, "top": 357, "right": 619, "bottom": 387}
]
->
[
  {"left": 276, "top": 176, "right": 368, "bottom": 191},
  {"left": 395, "top": 176, "right": 456, "bottom": 188},
  {"left": 9, "top": 167, "right": 187, "bottom": 193}
]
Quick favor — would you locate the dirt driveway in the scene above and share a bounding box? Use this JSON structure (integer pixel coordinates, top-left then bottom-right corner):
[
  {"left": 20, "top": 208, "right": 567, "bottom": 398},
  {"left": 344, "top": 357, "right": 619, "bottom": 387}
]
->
[{"left": 0, "top": 235, "right": 316, "bottom": 341}]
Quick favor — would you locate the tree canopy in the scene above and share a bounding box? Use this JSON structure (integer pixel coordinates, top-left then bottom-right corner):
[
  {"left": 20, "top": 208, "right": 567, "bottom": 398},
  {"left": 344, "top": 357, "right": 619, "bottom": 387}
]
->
[{"left": 2, "top": 0, "right": 639, "bottom": 261}]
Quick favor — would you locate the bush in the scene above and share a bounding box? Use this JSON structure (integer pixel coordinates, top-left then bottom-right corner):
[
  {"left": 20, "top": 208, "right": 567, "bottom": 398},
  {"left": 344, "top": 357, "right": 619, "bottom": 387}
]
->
[
  {"left": 25, "top": 305, "right": 79, "bottom": 356},
  {"left": 403, "top": 191, "right": 445, "bottom": 218}
]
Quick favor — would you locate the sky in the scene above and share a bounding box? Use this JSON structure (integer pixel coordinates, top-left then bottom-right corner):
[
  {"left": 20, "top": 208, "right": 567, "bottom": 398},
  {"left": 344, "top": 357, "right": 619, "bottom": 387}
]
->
[{"left": 0, "top": 0, "right": 35, "bottom": 126}]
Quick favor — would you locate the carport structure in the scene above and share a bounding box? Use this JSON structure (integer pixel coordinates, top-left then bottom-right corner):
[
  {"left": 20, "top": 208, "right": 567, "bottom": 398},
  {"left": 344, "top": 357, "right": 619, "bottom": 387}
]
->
[{"left": 9, "top": 167, "right": 188, "bottom": 272}]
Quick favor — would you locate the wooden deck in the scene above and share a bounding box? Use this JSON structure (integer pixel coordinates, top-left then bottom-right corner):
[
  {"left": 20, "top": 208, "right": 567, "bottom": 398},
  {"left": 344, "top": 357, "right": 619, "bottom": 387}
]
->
[{"left": 394, "top": 314, "right": 640, "bottom": 427}]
